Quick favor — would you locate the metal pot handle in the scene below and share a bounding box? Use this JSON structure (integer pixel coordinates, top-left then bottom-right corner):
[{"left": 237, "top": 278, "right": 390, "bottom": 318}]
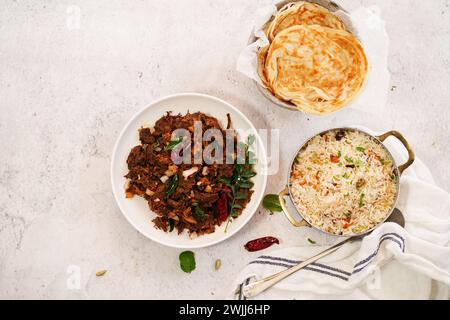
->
[
  {"left": 376, "top": 131, "right": 415, "bottom": 175},
  {"left": 278, "top": 186, "right": 310, "bottom": 227}
]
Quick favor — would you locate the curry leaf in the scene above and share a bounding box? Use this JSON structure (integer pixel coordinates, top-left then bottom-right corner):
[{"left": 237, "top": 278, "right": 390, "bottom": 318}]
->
[
  {"left": 241, "top": 170, "right": 257, "bottom": 179},
  {"left": 219, "top": 177, "right": 231, "bottom": 186},
  {"left": 247, "top": 134, "right": 256, "bottom": 146},
  {"left": 179, "top": 251, "right": 196, "bottom": 273},
  {"left": 166, "top": 174, "right": 179, "bottom": 196},
  {"left": 262, "top": 194, "right": 282, "bottom": 213},
  {"left": 168, "top": 219, "right": 175, "bottom": 232},
  {"left": 193, "top": 206, "right": 205, "bottom": 221},
  {"left": 235, "top": 192, "right": 248, "bottom": 200},
  {"left": 153, "top": 141, "right": 161, "bottom": 152},
  {"left": 237, "top": 180, "right": 254, "bottom": 189},
  {"left": 164, "top": 137, "right": 184, "bottom": 151}
]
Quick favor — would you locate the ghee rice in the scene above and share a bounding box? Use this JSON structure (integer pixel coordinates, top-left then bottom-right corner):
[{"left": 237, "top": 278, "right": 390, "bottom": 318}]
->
[{"left": 290, "top": 129, "right": 397, "bottom": 236}]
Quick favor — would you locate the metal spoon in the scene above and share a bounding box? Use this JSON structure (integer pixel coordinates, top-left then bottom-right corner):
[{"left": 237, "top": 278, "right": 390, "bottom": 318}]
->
[{"left": 242, "top": 209, "right": 405, "bottom": 299}]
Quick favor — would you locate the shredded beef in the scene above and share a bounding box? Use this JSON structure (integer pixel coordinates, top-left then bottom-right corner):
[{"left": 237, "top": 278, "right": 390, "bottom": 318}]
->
[{"left": 124, "top": 112, "right": 255, "bottom": 236}]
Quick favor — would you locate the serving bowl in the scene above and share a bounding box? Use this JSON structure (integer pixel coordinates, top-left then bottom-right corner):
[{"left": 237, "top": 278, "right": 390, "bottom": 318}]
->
[
  {"left": 111, "top": 93, "right": 267, "bottom": 249},
  {"left": 251, "top": 0, "right": 359, "bottom": 113},
  {"left": 278, "top": 128, "right": 415, "bottom": 237}
]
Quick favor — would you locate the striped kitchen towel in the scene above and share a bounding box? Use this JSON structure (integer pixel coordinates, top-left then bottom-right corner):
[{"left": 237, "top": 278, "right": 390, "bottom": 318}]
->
[{"left": 229, "top": 130, "right": 450, "bottom": 300}]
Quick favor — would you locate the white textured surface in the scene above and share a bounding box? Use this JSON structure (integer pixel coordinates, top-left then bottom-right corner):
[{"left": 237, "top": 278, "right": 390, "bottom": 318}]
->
[{"left": 0, "top": 0, "right": 449, "bottom": 299}]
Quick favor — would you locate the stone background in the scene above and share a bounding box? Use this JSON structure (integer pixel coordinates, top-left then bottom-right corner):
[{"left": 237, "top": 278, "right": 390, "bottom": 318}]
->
[{"left": 0, "top": 0, "right": 449, "bottom": 299}]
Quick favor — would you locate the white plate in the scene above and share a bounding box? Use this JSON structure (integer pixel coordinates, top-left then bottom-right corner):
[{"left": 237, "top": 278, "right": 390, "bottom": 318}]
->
[{"left": 111, "top": 93, "right": 268, "bottom": 249}]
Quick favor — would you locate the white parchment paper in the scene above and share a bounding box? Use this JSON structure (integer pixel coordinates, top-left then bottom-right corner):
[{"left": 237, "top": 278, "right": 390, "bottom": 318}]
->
[{"left": 236, "top": 1, "right": 391, "bottom": 115}]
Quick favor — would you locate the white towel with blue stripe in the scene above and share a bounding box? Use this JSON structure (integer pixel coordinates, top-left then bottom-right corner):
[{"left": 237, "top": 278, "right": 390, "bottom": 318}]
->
[{"left": 229, "top": 131, "right": 450, "bottom": 300}]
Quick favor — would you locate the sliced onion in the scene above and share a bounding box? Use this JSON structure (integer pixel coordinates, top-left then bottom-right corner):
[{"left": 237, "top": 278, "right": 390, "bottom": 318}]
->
[{"left": 182, "top": 167, "right": 199, "bottom": 179}]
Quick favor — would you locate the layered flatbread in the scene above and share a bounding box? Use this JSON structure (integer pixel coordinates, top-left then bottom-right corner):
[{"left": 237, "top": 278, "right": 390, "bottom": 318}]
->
[
  {"left": 264, "top": 25, "right": 368, "bottom": 115},
  {"left": 266, "top": 1, "right": 346, "bottom": 41}
]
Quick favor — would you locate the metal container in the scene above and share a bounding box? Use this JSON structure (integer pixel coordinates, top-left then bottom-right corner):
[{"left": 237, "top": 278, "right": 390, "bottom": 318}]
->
[
  {"left": 278, "top": 128, "right": 415, "bottom": 237},
  {"left": 250, "top": 0, "right": 357, "bottom": 112}
]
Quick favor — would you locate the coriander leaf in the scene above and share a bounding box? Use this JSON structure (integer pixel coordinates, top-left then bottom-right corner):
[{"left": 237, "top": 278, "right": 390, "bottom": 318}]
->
[
  {"left": 355, "top": 159, "right": 364, "bottom": 168},
  {"left": 356, "top": 147, "right": 366, "bottom": 153},
  {"left": 233, "top": 203, "right": 242, "bottom": 209},
  {"left": 262, "top": 194, "right": 282, "bottom": 213},
  {"left": 179, "top": 251, "right": 196, "bottom": 273},
  {"left": 359, "top": 193, "right": 365, "bottom": 208},
  {"left": 345, "top": 156, "right": 354, "bottom": 164}
]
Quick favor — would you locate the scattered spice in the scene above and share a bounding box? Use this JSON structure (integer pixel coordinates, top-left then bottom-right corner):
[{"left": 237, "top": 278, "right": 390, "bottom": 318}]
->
[
  {"left": 335, "top": 130, "right": 346, "bottom": 141},
  {"left": 244, "top": 236, "right": 279, "bottom": 252},
  {"left": 356, "top": 178, "right": 366, "bottom": 189},
  {"left": 307, "top": 238, "right": 316, "bottom": 245},
  {"left": 214, "top": 259, "right": 222, "bottom": 271},
  {"left": 96, "top": 270, "right": 107, "bottom": 277}
]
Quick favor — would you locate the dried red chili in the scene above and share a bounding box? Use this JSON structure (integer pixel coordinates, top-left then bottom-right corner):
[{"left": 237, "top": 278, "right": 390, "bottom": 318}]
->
[
  {"left": 244, "top": 237, "right": 279, "bottom": 252},
  {"left": 217, "top": 193, "right": 228, "bottom": 222}
]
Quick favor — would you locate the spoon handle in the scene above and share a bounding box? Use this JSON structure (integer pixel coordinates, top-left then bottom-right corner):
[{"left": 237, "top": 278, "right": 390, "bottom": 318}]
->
[{"left": 242, "top": 237, "right": 354, "bottom": 299}]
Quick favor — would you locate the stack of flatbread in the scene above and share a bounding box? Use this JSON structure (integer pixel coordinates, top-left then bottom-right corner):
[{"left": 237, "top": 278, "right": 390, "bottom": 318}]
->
[{"left": 258, "top": 1, "right": 368, "bottom": 115}]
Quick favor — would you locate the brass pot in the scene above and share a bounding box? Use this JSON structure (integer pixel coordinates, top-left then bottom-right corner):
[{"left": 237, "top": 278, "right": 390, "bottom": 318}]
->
[{"left": 278, "top": 128, "right": 415, "bottom": 237}]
